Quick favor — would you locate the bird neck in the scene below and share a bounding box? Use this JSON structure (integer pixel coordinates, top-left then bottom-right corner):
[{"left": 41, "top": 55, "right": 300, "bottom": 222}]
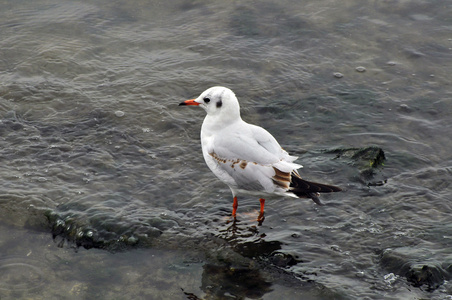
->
[{"left": 202, "top": 113, "right": 241, "bottom": 133}]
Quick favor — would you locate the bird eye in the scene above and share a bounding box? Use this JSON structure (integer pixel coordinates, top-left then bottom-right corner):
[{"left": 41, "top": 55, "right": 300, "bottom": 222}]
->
[{"left": 204, "top": 97, "right": 210, "bottom": 103}]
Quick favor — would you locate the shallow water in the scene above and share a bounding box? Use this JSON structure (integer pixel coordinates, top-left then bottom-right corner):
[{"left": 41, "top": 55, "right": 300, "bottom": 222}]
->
[{"left": 1, "top": 0, "right": 452, "bottom": 299}]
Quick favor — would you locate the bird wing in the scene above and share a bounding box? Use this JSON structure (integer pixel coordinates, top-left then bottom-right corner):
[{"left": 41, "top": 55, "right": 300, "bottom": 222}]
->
[
  {"left": 202, "top": 121, "right": 301, "bottom": 193},
  {"left": 210, "top": 122, "right": 298, "bottom": 164}
]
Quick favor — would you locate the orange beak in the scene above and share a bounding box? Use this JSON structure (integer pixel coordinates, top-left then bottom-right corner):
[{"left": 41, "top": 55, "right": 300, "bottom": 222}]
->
[{"left": 179, "top": 99, "right": 200, "bottom": 106}]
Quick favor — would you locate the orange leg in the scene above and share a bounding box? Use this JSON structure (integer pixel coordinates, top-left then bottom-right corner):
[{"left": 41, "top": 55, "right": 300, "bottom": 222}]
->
[
  {"left": 257, "top": 198, "right": 265, "bottom": 223},
  {"left": 259, "top": 198, "right": 265, "bottom": 213},
  {"left": 232, "top": 196, "right": 238, "bottom": 218}
]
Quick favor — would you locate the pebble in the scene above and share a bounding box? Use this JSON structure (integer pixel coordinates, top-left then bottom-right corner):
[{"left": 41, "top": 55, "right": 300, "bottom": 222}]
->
[
  {"left": 384, "top": 273, "right": 398, "bottom": 284},
  {"left": 355, "top": 66, "right": 366, "bottom": 72},
  {"left": 333, "top": 72, "right": 344, "bottom": 78},
  {"left": 398, "top": 104, "right": 412, "bottom": 113},
  {"left": 115, "top": 110, "right": 125, "bottom": 117}
]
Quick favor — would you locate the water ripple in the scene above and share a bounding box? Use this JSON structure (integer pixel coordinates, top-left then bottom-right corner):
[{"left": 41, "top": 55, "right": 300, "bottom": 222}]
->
[
  {"left": 1, "top": 0, "right": 452, "bottom": 298},
  {"left": 0, "top": 257, "right": 47, "bottom": 292}
]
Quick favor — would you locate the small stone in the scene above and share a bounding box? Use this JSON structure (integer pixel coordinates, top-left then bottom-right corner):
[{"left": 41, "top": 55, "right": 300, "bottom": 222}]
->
[
  {"left": 356, "top": 66, "right": 366, "bottom": 72},
  {"left": 398, "top": 104, "right": 412, "bottom": 113},
  {"left": 387, "top": 61, "right": 396, "bottom": 66},
  {"left": 356, "top": 271, "right": 365, "bottom": 278},
  {"left": 333, "top": 72, "right": 344, "bottom": 78},
  {"left": 70, "top": 282, "right": 88, "bottom": 296},
  {"left": 331, "top": 245, "right": 341, "bottom": 252},
  {"left": 127, "top": 236, "right": 138, "bottom": 244},
  {"left": 115, "top": 111, "right": 125, "bottom": 117},
  {"left": 384, "top": 273, "right": 398, "bottom": 285}
]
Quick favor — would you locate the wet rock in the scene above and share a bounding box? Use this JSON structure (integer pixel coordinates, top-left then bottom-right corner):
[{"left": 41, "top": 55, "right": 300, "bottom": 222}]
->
[
  {"left": 269, "top": 252, "right": 299, "bottom": 268},
  {"left": 324, "top": 146, "right": 386, "bottom": 186},
  {"left": 234, "top": 240, "right": 281, "bottom": 259},
  {"left": 406, "top": 265, "right": 444, "bottom": 290},
  {"left": 45, "top": 209, "right": 162, "bottom": 251},
  {"left": 329, "top": 146, "right": 385, "bottom": 168},
  {"left": 114, "top": 110, "right": 125, "bottom": 117},
  {"left": 378, "top": 248, "right": 451, "bottom": 291},
  {"left": 69, "top": 282, "right": 88, "bottom": 296},
  {"left": 355, "top": 66, "right": 366, "bottom": 72},
  {"left": 201, "top": 263, "right": 272, "bottom": 299},
  {"left": 398, "top": 104, "right": 412, "bottom": 113}
]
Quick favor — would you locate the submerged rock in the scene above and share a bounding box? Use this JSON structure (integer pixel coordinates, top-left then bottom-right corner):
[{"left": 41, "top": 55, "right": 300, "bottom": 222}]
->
[
  {"left": 325, "top": 146, "right": 386, "bottom": 186},
  {"left": 379, "top": 247, "right": 451, "bottom": 291},
  {"left": 45, "top": 209, "right": 162, "bottom": 251},
  {"left": 201, "top": 263, "right": 272, "bottom": 299}
]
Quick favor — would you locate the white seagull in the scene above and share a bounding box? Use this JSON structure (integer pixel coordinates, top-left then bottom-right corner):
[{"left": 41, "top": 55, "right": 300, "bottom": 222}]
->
[{"left": 179, "top": 86, "right": 341, "bottom": 221}]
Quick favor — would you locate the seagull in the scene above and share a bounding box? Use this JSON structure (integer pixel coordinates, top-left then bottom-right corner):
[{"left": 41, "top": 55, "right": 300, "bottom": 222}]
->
[{"left": 179, "top": 86, "right": 341, "bottom": 222}]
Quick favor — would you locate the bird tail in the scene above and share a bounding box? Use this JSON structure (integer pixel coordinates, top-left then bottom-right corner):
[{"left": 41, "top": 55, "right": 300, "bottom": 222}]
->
[{"left": 289, "top": 172, "right": 342, "bottom": 205}]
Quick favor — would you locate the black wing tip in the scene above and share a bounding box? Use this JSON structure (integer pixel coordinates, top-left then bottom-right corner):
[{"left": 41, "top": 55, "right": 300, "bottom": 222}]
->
[
  {"left": 328, "top": 185, "right": 342, "bottom": 192},
  {"left": 290, "top": 175, "right": 342, "bottom": 194},
  {"left": 289, "top": 175, "right": 342, "bottom": 205}
]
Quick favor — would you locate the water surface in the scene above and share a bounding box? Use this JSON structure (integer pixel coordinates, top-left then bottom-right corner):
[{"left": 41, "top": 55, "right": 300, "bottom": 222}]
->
[{"left": 1, "top": 0, "right": 451, "bottom": 299}]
